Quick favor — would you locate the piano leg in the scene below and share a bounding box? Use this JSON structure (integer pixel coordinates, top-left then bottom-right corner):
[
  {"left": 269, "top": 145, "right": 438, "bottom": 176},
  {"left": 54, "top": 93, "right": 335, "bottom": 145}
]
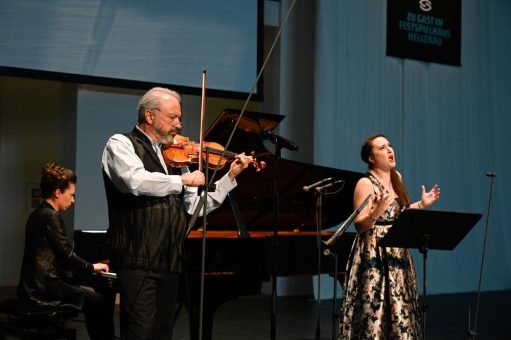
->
[
  {"left": 178, "top": 236, "right": 269, "bottom": 339},
  {"left": 82, "top": 275, "right": 118, "bottom": 339}
]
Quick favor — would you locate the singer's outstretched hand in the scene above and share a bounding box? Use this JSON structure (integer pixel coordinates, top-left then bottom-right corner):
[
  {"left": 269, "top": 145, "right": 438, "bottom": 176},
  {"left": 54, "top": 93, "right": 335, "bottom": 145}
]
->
[{"left": 420, "top": 184, "right": 440, "bottom": 208}]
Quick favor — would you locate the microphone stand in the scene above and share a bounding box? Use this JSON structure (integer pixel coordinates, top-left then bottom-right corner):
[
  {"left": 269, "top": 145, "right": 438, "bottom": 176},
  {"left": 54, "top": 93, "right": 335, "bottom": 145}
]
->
[
  {"left": 262, "top": 130, "right": 298, "bottom": 340},
  {"left": 323, "top": 195, "right": 370, "bottom": 340},
  {"left": 300, "top": 182, "right": 348, "bottom": 340},
  {"left": 467, "top": 173, "right": 496, "bottom": 339},
  {"left": 270, "top": 142, "right": 283, "bottom": 340},
  {"left": 313, "top": 189, "right": 325, "bottom": 340},
  {"left": 330, "top": 252, "right": 339, "bottom": 340}
]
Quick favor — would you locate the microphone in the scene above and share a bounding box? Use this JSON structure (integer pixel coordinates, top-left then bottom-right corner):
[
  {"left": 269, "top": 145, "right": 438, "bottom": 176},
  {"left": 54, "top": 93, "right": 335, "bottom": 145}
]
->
[
  {"left": 315, "top": 179, "right": 345, "bottom": 192},
  {"left": 261, "top": 129, "right": 299, "bottom": 151},
  {"left": 485, "top": 172, "right": 496, "bottom": 177},
  {"left": 303, "top": 177, "right": 333, "bottom": 192}
]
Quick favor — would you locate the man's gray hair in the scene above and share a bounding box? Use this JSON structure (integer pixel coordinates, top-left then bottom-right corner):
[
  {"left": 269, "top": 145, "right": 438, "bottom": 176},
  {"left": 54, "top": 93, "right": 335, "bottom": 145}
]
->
[{"left": 137, "top": 87, "right": 182, "bottom": 123}]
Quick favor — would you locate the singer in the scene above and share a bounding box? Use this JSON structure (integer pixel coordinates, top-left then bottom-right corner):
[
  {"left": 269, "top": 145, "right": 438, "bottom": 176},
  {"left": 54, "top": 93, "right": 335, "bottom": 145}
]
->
[{"left": 338, "top": 134, "right": 440, "bottom": 339}]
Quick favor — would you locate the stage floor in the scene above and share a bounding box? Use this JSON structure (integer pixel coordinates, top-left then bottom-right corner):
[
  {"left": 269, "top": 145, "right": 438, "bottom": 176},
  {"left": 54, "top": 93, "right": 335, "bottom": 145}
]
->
[{"left": 1, "top": 287, "right": 509, "bottom": 339}]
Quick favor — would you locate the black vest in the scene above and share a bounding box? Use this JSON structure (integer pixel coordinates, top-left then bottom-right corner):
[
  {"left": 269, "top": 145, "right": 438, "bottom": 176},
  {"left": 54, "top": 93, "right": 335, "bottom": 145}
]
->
[{"left": 103, "top": 128, "right": 186, "bottom": 272}]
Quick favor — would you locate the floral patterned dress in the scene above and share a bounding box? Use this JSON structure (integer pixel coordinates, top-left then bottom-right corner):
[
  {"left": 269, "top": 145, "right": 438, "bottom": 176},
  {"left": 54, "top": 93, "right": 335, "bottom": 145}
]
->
[{"left": 338, "top": 173, "right": 421, "bottom": 339}]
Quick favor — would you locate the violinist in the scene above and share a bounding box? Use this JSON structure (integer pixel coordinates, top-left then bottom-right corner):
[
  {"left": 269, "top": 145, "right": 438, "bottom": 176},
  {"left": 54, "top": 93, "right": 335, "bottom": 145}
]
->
[{"left": 101, "top": 87, "right": 254, "bottom": 340}]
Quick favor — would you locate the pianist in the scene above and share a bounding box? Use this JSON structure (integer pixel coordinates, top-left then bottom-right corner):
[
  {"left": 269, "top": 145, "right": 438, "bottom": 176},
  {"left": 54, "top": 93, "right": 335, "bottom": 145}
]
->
[
  {"left": 101, "top": 87, "right": 254, "bottom": 340},
  {"left": 17, "top": 163, "right": 114, "bottom": 340}
]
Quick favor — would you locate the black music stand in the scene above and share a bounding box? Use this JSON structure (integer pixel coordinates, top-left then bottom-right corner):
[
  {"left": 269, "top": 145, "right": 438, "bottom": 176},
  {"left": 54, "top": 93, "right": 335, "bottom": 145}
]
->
[{"left": 379, "top": 208, "right": 482, "bottom": 340}]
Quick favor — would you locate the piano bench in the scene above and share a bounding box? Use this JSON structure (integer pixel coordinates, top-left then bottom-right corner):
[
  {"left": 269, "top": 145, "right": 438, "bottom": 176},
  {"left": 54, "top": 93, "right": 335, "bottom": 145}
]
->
[{"left": 0, "top": 298, "right": 78, "bottom": 340}]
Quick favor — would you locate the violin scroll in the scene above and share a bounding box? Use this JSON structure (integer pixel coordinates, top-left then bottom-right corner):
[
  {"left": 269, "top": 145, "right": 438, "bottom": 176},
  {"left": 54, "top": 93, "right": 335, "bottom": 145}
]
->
[{"left": 247, "top": 151, "right": 266, "bottom": 172}]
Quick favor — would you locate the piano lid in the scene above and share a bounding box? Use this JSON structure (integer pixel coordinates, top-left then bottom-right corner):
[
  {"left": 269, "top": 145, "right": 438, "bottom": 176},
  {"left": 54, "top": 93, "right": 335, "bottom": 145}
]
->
[
  {"left": 204, "top": 108, "right": 284, "bottom": 158},
  {"left": 200, "top": 109, "right": 364, "bottom": 231}
]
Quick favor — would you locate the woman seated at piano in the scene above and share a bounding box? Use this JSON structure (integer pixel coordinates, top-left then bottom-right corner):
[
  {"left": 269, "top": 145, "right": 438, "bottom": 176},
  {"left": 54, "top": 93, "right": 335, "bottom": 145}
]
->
[
  {"left": 338, "top": 134, "right": 440, "bottom": 339},
  {"left": 17, "top": 163, "right": 115, "bottom": 340}
]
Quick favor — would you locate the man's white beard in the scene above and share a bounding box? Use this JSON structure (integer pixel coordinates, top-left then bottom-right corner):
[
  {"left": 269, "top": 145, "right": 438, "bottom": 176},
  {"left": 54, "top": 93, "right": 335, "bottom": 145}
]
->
[{"left": 153, "top": 126, "right": 174, "bottom": 145}]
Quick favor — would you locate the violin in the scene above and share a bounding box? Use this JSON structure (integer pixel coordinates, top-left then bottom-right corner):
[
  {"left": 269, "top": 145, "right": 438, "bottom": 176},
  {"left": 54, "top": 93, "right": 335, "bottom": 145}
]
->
[{"left": 162, "top": 134, "right": 266, "bottom": 172}]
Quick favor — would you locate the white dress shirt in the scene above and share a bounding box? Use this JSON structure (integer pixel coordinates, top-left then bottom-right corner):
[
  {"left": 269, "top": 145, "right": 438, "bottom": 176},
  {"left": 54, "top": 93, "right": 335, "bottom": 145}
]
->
[{"left": 101, "top": 127, "right": 237, "bottom": 215}]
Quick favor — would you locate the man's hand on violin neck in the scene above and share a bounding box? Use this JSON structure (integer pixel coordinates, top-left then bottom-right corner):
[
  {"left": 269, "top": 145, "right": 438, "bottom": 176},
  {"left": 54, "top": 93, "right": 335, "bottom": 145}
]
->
[
  {"left": 228, "top": 153, "right": 254, "bottom": 180},
  {"left": 181, "top": 170, "right": 205, "bottom": 187}
]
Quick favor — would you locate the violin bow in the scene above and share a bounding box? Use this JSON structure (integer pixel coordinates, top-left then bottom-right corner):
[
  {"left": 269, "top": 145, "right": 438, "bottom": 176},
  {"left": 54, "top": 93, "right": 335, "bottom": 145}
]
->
[{"left": 198, "top": 68, "right": 207, "bottom": 172}]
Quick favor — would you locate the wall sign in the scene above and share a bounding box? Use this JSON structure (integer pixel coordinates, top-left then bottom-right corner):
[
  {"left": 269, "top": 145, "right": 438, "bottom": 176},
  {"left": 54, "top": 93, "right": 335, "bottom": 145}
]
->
[{"left": 386, "top": 0, "right": 461, "bottom": 66}]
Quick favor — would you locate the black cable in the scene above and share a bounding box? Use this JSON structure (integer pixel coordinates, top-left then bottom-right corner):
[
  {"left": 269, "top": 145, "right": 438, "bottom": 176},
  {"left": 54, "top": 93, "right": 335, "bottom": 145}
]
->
[
  {"left": 198, "top": 0, "right": 298, "bottom": 190},
  {"left": 468, "top": 172, "right": 496, "bottom": 339}
]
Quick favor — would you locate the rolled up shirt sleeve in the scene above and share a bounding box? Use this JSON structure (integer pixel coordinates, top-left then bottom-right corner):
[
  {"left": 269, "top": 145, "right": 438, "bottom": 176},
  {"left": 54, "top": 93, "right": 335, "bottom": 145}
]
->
[{"left": 183, "top": 170, "right": 237, "bottom": 215}]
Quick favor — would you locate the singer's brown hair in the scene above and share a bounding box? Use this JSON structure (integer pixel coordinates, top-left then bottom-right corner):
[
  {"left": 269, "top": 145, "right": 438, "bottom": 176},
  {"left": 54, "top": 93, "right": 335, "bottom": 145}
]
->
[{"left": 361, "top": 134, "right": 411, "bottom": 207}]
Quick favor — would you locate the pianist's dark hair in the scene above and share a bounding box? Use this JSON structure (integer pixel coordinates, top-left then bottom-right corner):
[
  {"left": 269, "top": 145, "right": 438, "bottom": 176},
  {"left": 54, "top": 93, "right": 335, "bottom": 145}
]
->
[
  {"left": 40, "top": 163, "right": 77, "bottom": 199},
  {"left": 361, "top": 134, "right": 410, "bottom": 208}
]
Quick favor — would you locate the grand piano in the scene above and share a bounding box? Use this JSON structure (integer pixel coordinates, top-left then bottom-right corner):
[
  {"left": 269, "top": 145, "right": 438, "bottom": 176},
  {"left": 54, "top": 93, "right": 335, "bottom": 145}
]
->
[{"left": 75, "top": 109, "right": 363, "bottom": 340}]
